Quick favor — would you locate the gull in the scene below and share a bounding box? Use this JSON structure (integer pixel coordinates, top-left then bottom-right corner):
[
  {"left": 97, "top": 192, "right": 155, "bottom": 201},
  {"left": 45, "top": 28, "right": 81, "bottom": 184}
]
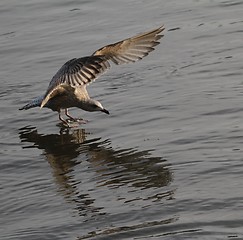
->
[{"left": 19, "top": 25, "right": 165, "bottom": 126}]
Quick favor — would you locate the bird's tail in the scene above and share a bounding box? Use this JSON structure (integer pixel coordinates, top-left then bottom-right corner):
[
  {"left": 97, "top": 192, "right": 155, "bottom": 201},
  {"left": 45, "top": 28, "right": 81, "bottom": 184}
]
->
[{"left": 19, "top": 96, "right": 43, "bottom": 110}]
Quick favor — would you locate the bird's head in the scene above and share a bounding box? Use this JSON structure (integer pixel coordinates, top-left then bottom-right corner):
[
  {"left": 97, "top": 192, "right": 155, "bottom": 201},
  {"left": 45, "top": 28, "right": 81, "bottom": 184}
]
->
[{"left": 84, "top": 99, "right": 110, "bottom": 115}]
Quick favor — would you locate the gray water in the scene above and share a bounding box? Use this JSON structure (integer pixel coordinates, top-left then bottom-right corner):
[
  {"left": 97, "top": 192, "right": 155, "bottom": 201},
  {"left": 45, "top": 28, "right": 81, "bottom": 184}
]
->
[{"left": 1, "top": 0, "right": 243, "bottom": 239}]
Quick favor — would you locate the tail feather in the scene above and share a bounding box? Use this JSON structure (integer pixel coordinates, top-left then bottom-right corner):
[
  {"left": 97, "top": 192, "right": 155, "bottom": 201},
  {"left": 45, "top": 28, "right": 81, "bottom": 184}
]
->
[{"left": 19, "top": 96, "right": 43, "bottom": 110}]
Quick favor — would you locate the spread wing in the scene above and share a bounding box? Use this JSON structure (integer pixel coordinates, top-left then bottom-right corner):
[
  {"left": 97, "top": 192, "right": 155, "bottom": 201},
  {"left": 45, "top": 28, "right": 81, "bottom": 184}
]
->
[
  {"left": 93, "top": 25, "right": 165, "bottom": 64},
  {"left": 41, "top": 56, "right": 110, "bottom": 108},
  {"left": 41, "top": 25, "right": 164, "bottom": 108}
]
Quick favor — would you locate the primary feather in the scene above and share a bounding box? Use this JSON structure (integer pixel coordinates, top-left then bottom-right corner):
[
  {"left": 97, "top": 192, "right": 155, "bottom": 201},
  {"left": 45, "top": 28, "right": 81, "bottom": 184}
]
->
[{"left": 93, "top": 25, "right": 164, "bottom": 64}]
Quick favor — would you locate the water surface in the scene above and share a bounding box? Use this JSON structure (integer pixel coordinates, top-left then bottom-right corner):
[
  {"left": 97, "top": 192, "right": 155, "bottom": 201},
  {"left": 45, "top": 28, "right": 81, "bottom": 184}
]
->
[{"left": 1, "top": 0, "right": 243, "bottom": 239}]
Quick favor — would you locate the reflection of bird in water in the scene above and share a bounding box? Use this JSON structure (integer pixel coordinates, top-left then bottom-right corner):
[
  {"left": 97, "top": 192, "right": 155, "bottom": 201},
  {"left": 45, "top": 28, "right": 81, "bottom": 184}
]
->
[
  {"left": 19, "top": 25, "right": 164, "bottom": 127},
  {"left": 19, "top": 125, "right": 96, "bottom": 216},
  {"left": 19, "top": 126, "right": 89, "bottom": 197},
  {"left": 19, "top": 125, "right": 173, "bottom": 217}
]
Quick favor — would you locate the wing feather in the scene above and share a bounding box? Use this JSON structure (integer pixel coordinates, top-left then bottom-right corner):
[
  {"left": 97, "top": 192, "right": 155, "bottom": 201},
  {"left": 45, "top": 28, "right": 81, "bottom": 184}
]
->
[
  {"left": 41, "top": 56, "right": 110, "bottom": 108},
  {"left": 93, "top": 25, "right": 164, "bottom": 64}
]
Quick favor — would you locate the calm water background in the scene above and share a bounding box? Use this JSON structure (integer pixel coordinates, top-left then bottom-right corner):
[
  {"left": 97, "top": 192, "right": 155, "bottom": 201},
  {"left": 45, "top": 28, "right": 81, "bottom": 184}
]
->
[{"left": 1, "top": 0, "right": 243, "bottom": 239}]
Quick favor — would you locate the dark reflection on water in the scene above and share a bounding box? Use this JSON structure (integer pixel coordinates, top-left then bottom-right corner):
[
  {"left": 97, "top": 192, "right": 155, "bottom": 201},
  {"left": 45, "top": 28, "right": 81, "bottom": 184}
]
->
[
  {"left": 19, "top": 126, "right": 87, "bottom": 195},
  {"left": 19, "top": 126, "right": 172, "bottom": 188},
  {"left": 19, "top": 126, "right": 174, "bottom": 237}
]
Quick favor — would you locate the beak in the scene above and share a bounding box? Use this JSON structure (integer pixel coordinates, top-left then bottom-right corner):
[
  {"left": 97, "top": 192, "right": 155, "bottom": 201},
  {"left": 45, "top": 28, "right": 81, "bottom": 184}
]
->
[{"left": 101, "top": 108, "right": 110, "bottom": 115}]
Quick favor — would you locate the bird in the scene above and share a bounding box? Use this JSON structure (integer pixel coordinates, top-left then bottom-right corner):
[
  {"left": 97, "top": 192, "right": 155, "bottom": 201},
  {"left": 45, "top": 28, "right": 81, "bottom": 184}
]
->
[{"left": 19, "top": 25, "right": 165, "bottom": 127}]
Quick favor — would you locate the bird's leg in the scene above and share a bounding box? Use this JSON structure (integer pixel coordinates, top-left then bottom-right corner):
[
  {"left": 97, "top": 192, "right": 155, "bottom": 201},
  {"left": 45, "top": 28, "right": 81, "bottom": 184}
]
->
[
  {"left": 64, "top": 108, "right": 77, "bottom": 121},
  {"left": 64, "top": 108, "right": 87, "bottom": 124},
  {"left": 58, "top": 111, "right": 70, "bottom": 127}
]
